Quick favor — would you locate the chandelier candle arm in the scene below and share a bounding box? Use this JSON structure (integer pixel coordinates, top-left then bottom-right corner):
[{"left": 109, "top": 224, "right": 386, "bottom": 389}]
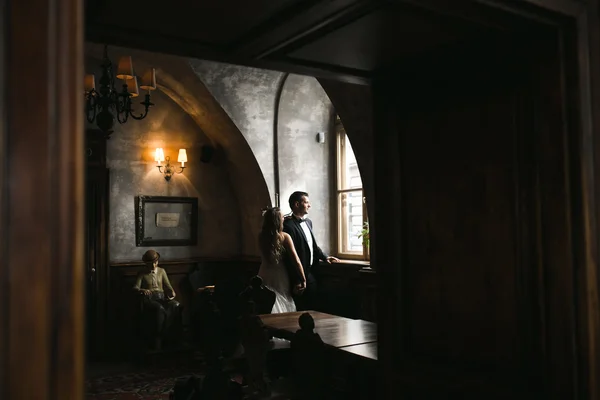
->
[
  {"left": 116, "top": 95, "right": 130, "bottom": 124},
  {"left": 129, "top": 93, "right": 154, "bottom": 120},
  {"left": 85, "top": 93, "right": 97, "bottom": 123}
]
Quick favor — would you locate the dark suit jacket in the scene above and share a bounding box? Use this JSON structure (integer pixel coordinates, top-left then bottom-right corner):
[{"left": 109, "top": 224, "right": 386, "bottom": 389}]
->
[{"left": 283, "top": 216, "right": 328, "bottom": 285}]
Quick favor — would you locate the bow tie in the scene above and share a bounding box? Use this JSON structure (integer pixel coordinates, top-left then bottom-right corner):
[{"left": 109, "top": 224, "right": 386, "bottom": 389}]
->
[{"left": 288, "top": 214, "right": 306, "bottom": 222}]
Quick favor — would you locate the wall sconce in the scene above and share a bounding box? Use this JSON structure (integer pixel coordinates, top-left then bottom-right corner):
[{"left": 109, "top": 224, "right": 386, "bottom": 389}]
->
[{"left": 155, "top": 148, "right": 187, "bottom": 181}]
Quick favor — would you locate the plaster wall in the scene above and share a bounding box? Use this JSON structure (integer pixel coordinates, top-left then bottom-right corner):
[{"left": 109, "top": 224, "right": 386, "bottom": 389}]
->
[
  {"left": 189, "top": 60, "right": 335, "bottom": 253},
  {"left": 84, "top": 54, "right": 241, "bottom": 262}
]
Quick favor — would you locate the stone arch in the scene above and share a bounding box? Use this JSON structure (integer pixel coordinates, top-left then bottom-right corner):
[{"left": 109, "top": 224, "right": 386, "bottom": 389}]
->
[{"left": 86, "top": 44, "right": 270, "bottom": 256}]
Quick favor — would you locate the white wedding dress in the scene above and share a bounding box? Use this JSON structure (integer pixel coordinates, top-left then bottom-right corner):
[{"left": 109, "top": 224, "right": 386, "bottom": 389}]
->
[{"left": 258, "top": 250, "right": 296, "bottom": 314}]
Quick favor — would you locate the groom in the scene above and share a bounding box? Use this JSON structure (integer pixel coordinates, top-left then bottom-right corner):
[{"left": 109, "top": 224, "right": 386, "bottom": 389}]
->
[{"left": 283, "top": 191, "right": 338, "bottom": 311}]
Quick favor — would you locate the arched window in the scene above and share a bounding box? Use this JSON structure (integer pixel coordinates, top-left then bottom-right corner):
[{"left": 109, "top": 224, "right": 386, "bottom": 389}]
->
[{"left": 336, "top": 116, "right": 368, "bottom": 260}]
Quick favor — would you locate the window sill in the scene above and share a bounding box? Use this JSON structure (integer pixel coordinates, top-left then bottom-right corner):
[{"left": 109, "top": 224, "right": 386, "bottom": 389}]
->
[{"left": 334, "top": 258, "right": 370, "bottom": 266}]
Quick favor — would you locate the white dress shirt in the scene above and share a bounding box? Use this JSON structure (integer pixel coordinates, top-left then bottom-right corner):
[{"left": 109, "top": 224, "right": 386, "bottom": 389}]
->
[{"left": 299, "top": 219, "right": 314, "bottom": 267}]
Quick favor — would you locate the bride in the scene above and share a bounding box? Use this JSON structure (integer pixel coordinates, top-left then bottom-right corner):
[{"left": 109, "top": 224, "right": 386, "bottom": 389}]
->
[{"left": 258, "top": 207, "right": 306, "bottom": 313}]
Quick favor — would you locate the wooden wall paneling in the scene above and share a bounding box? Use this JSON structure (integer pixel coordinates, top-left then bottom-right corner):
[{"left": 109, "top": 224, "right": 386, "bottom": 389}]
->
[
  {"left": 106, "top": 258, "right": 261, "bottom": 358},
  {"left": 472, "top": 3, "right": 600, "bottom": 398},
  {"left": 355, "top": 268, "right": 377, "bottom": 322},
  {"left": 108, "top": 261, "right": 198, "bottom": 356},
  {"left": 530, "top": 27, "right": 578, "bottom": 400},
  {"left": 313, "top": 263, "right": 363, "bottom": 318},
  {"left": 372, "top": 32, "right": 573, "bottom": 398},
  {"left": 580, "top": 2, "right": 600, "bottom": 399},
  {"left": 1, "top": 0, "right": 85, "bottom": 398},
  {"left": 511, "top": 42, "right": 546, "bottom": 394},
  {"left": 402, "top": 42, "right": 528, "bottom": 395},
  {"left": 0, "top": 0, "right": 6, "bottom": 394}
]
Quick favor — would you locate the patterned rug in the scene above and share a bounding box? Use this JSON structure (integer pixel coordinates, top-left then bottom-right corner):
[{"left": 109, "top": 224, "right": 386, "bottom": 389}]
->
[{"left": 86, "top": 366, "right": 205, "bottom": 400}]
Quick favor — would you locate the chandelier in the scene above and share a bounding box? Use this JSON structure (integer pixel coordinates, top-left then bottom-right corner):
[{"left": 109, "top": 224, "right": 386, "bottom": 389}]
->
[{"left": 84, "top": 45, "right": 157, "bottom": 137}]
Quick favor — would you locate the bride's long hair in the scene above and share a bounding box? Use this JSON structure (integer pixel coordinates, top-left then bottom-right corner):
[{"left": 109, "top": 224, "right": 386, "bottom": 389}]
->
[{"left": 259, "top": 207, "right": 284, "bottom": 263}]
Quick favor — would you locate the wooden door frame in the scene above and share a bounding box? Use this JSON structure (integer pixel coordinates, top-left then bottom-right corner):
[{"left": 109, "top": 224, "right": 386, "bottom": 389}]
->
[
  {"left": 461, "top": 2, "right": 600, "bottom": 399},
  {"left": 84, "top": 129, "right": 110, "bottom": 360},
  {"left": 372, "top": 1, "right": 600, "bottom": 399},
  {"left": 85, "top": 166, "right": 110, "bottom": 360},
  {"left": 0, "top": 0, "right": 598, "bottom": 398},
  {"left": 0, "top": 0, "right": 85, "bottom": 398},
  {"left": 0, "top": 0, "right": 6, "bottom": 395}
]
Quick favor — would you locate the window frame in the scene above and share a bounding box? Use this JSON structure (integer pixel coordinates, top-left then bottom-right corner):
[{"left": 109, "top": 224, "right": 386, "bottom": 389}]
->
[{"left": 335, "top": 118, "right": 369, "bottom": 261}]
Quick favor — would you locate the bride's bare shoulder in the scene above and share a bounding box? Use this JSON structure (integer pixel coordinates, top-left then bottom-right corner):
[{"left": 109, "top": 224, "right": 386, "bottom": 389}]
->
[{"left": 281, "top": 232, "right": 291, "bottom": 242}]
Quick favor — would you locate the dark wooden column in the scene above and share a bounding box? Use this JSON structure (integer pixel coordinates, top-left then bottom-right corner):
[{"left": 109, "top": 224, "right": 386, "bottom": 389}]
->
[
  {"left": 371, "top": 63, "right": 404, "bottom": 400},
  {"left": 578, "top": 2, "right": 600, "bottom": 400},
  {"left": 0, "top": 0, "right": 85, "bottom": 398},
  {"left": 372, "top": 27, "right": 596, "bottom": 399}
]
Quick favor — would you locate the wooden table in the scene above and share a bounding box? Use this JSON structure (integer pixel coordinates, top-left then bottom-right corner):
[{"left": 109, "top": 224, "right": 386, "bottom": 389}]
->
[
  {"left": 261, "top": 311, "right": 377, "bottom": 395},
  {"left": 259, "top": 311, "right": 377, "bottom": 350},
  {"left": 339, "top": 342, "right": 378, "bottom": 361}
]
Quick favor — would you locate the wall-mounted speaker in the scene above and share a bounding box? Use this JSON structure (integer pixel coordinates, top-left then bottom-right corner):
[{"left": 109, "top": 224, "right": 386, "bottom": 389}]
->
[
  {"left": 316, "top": 132, "right": 326, "bottom": 144},
  {"left": 200, "top": 145, "right": 215, "bottom": 163}
]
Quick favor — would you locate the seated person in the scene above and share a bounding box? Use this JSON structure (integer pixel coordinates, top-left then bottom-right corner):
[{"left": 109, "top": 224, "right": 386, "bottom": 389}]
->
[
  {"left": 133, "top": 249, "right": 181, "bottom": 350},
  {"left": 238, "top": 275, "right": 276, "bottom": 315},
  {"left": 290, "top": 312, "right": 328, "bottom": 397}
]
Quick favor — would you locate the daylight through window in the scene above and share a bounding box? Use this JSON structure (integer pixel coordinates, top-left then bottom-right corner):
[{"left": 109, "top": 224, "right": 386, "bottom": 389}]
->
[{"left": 336, "top": 116, "right": 368, "bottom": 259}]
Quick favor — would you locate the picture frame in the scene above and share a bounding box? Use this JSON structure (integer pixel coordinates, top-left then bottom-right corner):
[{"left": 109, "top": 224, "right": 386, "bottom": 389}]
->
[{"left": 135, "top": 195, "right": 198, "bottom": 247}]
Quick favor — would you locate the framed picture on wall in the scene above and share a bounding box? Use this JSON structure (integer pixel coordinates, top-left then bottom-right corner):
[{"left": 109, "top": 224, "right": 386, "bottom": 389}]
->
[{"left": 135, "top": 195, "right": 198, "bottom": 246}]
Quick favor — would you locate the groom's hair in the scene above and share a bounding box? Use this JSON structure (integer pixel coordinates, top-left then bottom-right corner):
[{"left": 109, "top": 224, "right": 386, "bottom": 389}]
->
[{"left": 288, "top": 191, "right": 309, "bottom": 209}]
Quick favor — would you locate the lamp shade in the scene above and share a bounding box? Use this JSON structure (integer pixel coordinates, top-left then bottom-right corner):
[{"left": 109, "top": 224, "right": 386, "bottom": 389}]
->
[
  {"left": 178, "top": 149, "right": 188, "bottom": 166},
  {"left": 116, "top": 56, "right": 134, "bottom": 80},
  {"left": 155, "top": 148, "right": 165, "bottom": 163},
  {"left": 84, "top": 74, "right": 96, "bottom": 93},
  {"left": 126, "top": 76, "right": 139, "bottom": 98},
  {"left": 140, "top": 68, "right": 157, "bottom": 91}
]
